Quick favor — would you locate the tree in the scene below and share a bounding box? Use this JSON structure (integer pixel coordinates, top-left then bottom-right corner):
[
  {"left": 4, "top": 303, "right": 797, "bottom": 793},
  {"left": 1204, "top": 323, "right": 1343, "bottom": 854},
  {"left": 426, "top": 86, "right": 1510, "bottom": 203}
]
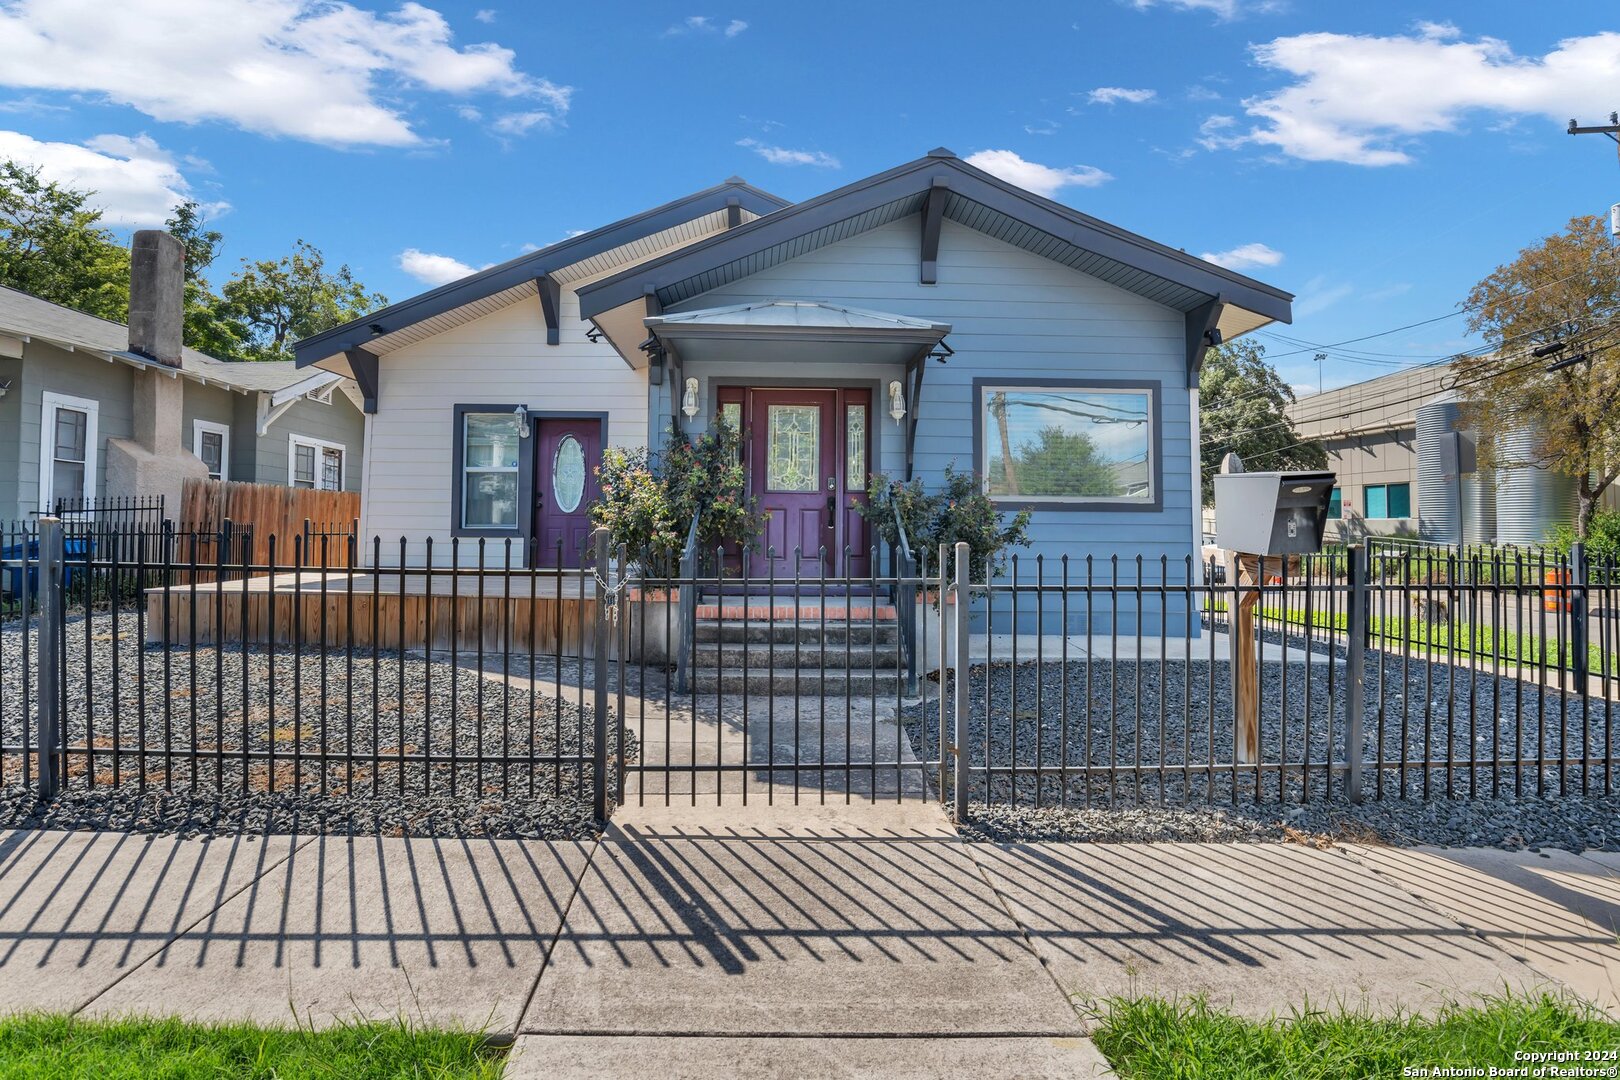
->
[
  {"left": 0, "top": 161, "right": 129, "bottom": 319},
  {"left": 1198, "top": 338, "right": 1326, "bottom": 503},
  {"left": 1454, "top": 214, "right": 1620, "bottom": 538},
  {"left": 217, "top": 239, "right": 385, "bottom": 362}
]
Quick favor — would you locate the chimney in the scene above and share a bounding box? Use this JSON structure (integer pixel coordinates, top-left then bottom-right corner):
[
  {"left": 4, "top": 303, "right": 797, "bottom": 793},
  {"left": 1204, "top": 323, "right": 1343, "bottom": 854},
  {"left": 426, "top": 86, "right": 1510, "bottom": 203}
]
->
[{"left": 127, "top": 229, "right": 184, "bottom": 367}]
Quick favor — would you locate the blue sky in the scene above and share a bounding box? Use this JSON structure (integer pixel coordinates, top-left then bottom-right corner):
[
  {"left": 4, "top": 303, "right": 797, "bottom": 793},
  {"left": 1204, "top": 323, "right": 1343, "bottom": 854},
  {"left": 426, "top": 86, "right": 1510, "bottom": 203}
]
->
[{"left": 0, "top": 0, "right": 1616, "bottom": 394}]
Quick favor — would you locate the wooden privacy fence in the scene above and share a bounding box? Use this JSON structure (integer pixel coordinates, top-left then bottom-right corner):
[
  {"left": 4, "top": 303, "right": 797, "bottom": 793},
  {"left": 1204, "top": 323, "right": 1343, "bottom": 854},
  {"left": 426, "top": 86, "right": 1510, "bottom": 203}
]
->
[{"left": 178, "top": 478, "right": 360, "bottom": 568}]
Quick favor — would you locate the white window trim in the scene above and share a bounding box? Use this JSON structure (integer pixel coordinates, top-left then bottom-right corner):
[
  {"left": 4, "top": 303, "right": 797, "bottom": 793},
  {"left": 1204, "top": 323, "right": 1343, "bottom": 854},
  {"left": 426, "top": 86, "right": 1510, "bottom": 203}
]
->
[
  {"left": 39, "top": 391, "right": 99, "bottom": 509},
  {"left": 978, "top": 383, "right": 1157, "bottom": 507},
  {"left": 287, "top": 432, "right": 347, "bottom": 491},
  {"left": 192, "top": 419, "right": 231, "bottom": 480}
]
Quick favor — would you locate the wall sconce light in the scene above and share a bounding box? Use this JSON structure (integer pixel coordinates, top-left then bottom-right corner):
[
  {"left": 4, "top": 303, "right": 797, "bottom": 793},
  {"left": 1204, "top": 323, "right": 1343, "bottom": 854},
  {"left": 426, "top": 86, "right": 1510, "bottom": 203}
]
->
[
  {"left": 887, "top": 379, "right": 906, "bottom": 424},
  {"left": 0, "top": 379, "right": 10, "bottom": 399},
  {"left": 513, "top": 403, "right": 530, "bottom": 438},
  {"left": 682, "top": 377, "right": 700, "bottom": 419}
]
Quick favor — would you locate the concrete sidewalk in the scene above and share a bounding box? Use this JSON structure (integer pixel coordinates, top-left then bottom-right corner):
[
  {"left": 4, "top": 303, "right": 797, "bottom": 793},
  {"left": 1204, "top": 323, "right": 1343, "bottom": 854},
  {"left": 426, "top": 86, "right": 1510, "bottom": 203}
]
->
[{"left": 1, "top": 809, "right": 1616, "bottom": 1079}]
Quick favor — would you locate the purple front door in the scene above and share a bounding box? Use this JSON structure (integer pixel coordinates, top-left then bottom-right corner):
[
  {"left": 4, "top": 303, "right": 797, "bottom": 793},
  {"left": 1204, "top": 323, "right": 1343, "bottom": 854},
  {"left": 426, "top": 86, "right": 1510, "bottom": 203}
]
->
[
  {"left": 533, "top": 418, "right": 601, "bottom": 568},
  {"left": 750, "top": 389, "right": 838, "bottom": 578}
]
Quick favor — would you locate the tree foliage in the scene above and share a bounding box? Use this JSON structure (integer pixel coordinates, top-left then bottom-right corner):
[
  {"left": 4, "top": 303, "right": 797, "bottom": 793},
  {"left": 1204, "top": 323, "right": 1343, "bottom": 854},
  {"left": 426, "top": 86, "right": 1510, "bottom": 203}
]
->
[
  {"left": 1198, "top": 337, "right": 1326, "bottom": 503},
  {"left": 0, "top": 161, "right": 386, "bottom": 363},
  {"left": 1453, "top": 214, "right": 1620, "bottom": 538},
  {"left": 218, "top": 240, "right": 385, "bottom": 362},
  {"left": 991, "top": 425, "right": 1121, "bottom": 498},
  {"left": 0, "top": 161, "right": 128, "bottom": 319}
]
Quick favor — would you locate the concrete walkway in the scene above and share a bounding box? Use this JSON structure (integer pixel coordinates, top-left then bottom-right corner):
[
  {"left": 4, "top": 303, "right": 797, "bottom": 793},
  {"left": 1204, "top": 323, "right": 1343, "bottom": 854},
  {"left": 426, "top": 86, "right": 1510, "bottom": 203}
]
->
[{"left": 1, "top": 811, "right": 1616, "bottom": 1079}]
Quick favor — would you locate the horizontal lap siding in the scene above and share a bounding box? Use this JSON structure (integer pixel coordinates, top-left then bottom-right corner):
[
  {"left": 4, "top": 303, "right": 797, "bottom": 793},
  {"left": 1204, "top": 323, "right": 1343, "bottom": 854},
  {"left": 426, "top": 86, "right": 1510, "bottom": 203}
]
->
[
  {"left": 17, "top": 344, "right": 136, "bottom": 515},
  {"left": 364, "top": 289, "right": 646, "bottom": 562},
  {"left": 669, "top": 216, "right": 1196, "bottom": 595}
]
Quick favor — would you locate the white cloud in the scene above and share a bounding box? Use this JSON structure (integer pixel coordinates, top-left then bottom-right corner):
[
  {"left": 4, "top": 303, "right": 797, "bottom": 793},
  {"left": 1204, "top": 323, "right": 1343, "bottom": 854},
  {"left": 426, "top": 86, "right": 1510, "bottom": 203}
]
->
[
  {"left": 1293, "top": 277, "right": 1354, "bottom": 318},
  {"left": 397, "top": 247, "right": 490, "bottom": 286},
  {"left": 1127, "top": 0, "right": 1280, "bottom": 20},
  {"left": 0, "top": 129, "right": 224, "bottom": 227},
  {"left": 1211, "top": 28, "right": 1620, "bottom": 166},
  {"left": 0, "top": 0, "right": 570, "bottom": 147},
  {"left": 736, "top": 138, "right": 839, "bottom": 168},
  {"left": 1200, "top": 242, "right": 1284, "bottom": 270},
  {"left": 491, "top": 111, "right": 555, "bottom": 136},
  {"left": 1087, "top": 87, "right": 1156, "bottom": 105},
  {"left": 1024, "top": 120, "right": 1059, "bottom": 136},
  {"left": 474, "top": 8, "right": 496, "bottom": 22},
  {"left": 665, "top": 15, "right": 747, "bottom": 37},
  {"left": 963, "top": 150, "right": 1112, "bottom": 198}
]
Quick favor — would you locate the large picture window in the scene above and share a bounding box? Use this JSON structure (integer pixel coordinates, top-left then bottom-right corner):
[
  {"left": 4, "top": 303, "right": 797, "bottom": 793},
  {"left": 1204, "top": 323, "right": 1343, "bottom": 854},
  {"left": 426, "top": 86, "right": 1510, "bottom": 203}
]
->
[
  {"left": 979, "top": 383, "right": 1155, "bottom": 505},
  {"left": 460, "top": 411, "right": 523, "bottom": 528}
]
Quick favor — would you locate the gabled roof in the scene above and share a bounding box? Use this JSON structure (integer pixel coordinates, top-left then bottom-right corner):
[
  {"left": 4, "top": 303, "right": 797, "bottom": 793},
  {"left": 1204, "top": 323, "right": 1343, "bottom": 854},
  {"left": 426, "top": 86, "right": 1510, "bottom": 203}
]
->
[
  {"left": 291, "top": 177, "right": 789, "bottom": 371},
  {"left": 0, "top": 285, "right": 345, "bottom": 398},
  {"left": 575, "top": 149, "right": 1293, "bottom": 337}
]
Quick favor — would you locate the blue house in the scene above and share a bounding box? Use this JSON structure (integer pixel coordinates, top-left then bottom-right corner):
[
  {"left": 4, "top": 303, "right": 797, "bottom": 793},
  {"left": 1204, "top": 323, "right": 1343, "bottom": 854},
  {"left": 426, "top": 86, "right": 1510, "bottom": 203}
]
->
[{"left": 293, "top": 150, "right": 1292, "bottom": 630}]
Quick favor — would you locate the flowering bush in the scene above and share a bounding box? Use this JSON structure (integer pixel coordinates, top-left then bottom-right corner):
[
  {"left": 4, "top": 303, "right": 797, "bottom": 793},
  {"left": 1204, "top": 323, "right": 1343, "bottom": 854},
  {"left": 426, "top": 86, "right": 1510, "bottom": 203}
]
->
[
  {"left": 591, "top": 418, "right": 765, "bottom": 570},
  {"left": 858, "top": 465, "right": 1031, "bottom": 582}
]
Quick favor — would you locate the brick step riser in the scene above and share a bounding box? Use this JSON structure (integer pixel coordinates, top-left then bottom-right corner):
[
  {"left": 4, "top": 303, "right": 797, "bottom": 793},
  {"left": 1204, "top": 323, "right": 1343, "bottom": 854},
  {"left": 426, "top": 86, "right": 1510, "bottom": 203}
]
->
[
  {"left": 692, "top": 624, "right": 902, "bottom": 646},
  {"left": 690, "top": 646, "right": 903, "bottom": 669}
]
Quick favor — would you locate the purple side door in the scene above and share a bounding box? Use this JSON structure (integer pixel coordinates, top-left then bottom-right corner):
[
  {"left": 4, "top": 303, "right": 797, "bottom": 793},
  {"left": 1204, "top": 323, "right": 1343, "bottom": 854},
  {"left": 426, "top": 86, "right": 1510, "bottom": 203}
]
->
[{"left": 533, "top": 418, "right": 602, "bottom": 568}]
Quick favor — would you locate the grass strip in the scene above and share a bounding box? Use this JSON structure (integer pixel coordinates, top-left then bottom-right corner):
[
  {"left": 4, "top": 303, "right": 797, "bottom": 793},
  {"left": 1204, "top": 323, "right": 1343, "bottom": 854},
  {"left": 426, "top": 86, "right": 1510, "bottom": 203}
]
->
[
  {"left": 1205, "top": 598, "right": 1610, "bottom": 672},
  {"left": 0, "top": 1014, "right": 505, "bottom": 1080},
  {"left": 1093, "top": 992, "right": 1620, "bottom": 1080}
]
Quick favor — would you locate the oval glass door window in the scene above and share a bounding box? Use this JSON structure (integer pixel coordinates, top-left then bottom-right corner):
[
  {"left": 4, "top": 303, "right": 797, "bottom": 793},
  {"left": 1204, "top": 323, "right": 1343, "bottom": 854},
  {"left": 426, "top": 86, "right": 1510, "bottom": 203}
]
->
[{"left": 552, "top": 435, "right": 585, "bottom": 513}]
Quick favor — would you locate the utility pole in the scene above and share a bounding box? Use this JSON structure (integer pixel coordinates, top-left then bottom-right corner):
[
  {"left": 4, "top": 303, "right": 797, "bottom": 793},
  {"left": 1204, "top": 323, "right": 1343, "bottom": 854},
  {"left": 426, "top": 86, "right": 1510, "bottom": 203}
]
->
[{"left": 1568, "top": 112, "right": 1620, "bottom": 167}]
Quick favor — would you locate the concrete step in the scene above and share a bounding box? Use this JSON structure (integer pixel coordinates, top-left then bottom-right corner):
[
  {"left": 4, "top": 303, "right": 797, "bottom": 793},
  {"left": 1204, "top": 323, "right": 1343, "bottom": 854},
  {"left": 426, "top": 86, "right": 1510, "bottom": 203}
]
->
[
  {"left": 690, "top": 669, "right": 904, "bottom": 695},
  {"left": 695, "top": 602, "right": 898, "bottom": 622},
  {"left": 691, "top": 642, "right": 903, "bottom": 669},
  {"left": 692, "top": 621, "right": 901, "bottom": 646}
]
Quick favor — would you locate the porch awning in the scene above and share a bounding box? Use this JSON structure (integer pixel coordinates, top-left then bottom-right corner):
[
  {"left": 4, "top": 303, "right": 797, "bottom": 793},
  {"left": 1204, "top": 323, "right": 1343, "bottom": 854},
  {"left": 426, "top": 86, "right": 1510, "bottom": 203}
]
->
[{"left": 644, "top": 300, "right": 950, "bottom": 365}]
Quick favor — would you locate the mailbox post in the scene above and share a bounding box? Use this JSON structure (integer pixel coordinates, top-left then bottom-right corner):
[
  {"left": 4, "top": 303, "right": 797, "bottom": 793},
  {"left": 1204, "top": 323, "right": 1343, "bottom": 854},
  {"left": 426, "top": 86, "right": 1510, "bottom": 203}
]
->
[{"left": 1213, "top": 461, "right": 1336, "bottom": 766}]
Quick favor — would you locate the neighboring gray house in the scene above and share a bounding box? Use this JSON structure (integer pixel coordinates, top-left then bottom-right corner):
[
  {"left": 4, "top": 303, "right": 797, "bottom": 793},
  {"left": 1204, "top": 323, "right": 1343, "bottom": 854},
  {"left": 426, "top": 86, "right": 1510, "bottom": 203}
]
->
[
  {"left": 294, "top": 150, "right": 1294, "bottom": 629},
  {"left": 0, "top": 239, "right": 365, "bottom": 525}
]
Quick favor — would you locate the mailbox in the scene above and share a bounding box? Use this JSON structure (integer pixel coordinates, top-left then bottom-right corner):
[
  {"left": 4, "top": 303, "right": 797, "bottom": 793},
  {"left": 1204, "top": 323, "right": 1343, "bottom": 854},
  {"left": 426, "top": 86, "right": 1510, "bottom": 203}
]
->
[{"left": 1213, "top": 470, "right": 1336, "bottom": 557}]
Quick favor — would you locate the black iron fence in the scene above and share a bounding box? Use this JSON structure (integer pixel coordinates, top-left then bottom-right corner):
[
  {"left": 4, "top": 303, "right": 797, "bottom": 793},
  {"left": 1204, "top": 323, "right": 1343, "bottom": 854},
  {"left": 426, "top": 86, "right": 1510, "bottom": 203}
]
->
[{"left": 2, "top": 520, "right": 1615, "bottom": 821}]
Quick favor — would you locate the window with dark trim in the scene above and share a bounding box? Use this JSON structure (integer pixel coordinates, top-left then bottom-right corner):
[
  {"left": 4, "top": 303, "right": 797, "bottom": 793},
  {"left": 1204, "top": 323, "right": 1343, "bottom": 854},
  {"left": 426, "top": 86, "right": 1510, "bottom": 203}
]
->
[
  {"left": 978, "top": 382, "right": 1156, "bottom": 505},
  {"left": 1327, "top": 487, "right": 1342, "bottom": 520},
  {"left": 460, "top": 411, "right": 524, "bottom": 528}
]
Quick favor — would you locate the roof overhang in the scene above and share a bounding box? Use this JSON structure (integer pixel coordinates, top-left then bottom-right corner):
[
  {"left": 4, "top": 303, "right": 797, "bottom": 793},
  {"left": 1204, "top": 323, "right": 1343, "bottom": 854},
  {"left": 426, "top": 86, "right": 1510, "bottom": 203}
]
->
[
  {"left": 641, "top": 299, "right": 951, "bottom": 368},
  {"left": 292, "top": 179, "right": 790, "bottom": 374},
  {"left": 575, "top": 151, "right": 1294, "bottom": 343}
]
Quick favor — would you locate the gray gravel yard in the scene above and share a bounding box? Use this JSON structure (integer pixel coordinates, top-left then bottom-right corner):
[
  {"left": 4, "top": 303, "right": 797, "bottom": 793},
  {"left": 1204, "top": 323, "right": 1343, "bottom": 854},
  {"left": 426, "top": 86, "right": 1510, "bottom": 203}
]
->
[
  {"left": 1, "top": 611, "right": 630, "bottom": 839},
  {"left": 905, "top": 656, "right": 1619, "bottom": 851}
]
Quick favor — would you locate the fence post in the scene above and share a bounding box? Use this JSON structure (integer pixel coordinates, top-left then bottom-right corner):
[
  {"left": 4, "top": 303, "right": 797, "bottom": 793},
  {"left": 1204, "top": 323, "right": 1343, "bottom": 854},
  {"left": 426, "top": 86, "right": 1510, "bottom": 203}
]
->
[
  {"left": 1345, "top": 543, "right": 1367, "bottom": 804},
  {"left": 1571, "top": 542, "right": 1588, "bottom": 688},
  {"left": 951, "top": 541, "right": 971, "bottom": 823},
  {"left": 37, "top": 516, "right": 64, "bottom": 801},
  {"left": 591, "top": 527, "right": 611, "bottom": 822}
]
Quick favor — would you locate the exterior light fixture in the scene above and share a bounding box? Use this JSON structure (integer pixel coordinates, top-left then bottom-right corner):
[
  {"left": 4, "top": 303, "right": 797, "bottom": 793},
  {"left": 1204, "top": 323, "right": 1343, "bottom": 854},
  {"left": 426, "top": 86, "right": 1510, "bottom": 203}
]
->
[
  {"left": 682, "top": 377, "right": 700, "bottom": 418},
  {"left": 513, "top": 403, "right": 530, "bottom": 437},
  {"left": 888, "top": 379, "right": 906, "bottom": 423}
]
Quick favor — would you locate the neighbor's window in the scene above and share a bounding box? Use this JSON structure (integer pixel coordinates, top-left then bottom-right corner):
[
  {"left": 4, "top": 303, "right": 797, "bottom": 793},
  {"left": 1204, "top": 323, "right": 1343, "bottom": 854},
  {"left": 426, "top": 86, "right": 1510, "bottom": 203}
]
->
[
  {"left": 193, "top": 420, "right": 230, "bottom": 480},
  {"left": 1327, "top": 487, "right": 1342, "bottom": 520},
  {"left": 40, "top": 392, "right": 98, "bottom": 507},
  {"left": 461, "top": 412, "right": 523, "bottom": 528},
  {"left": 980, "top": 385, "right": 1153, "bottom": 503},
  {"left": 289, "top": 434, "right": 345, "bottom": 491},
  {"left": 1364, "top": 482, "right": 1410, "bottom": 520}
]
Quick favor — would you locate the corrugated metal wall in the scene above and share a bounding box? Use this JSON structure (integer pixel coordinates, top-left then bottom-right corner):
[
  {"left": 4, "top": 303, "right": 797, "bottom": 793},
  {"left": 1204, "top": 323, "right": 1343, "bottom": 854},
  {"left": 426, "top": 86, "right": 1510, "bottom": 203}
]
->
[{"left": 1415, "top": 398, "right": 1461, "bottom": 543}]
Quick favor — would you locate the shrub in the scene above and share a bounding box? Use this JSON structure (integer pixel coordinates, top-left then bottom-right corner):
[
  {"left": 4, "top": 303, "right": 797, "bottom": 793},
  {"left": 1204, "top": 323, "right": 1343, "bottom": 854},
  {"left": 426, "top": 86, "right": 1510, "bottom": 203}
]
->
[
  {"left": 591, "top": 419, "right": 765, "bottom": 570},
  {"left": 1550, "top": 509, "right": 1620, "bottom": 566},
  {"left": 858, "top": 465, "right": 1031, "bottom": 582}
]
